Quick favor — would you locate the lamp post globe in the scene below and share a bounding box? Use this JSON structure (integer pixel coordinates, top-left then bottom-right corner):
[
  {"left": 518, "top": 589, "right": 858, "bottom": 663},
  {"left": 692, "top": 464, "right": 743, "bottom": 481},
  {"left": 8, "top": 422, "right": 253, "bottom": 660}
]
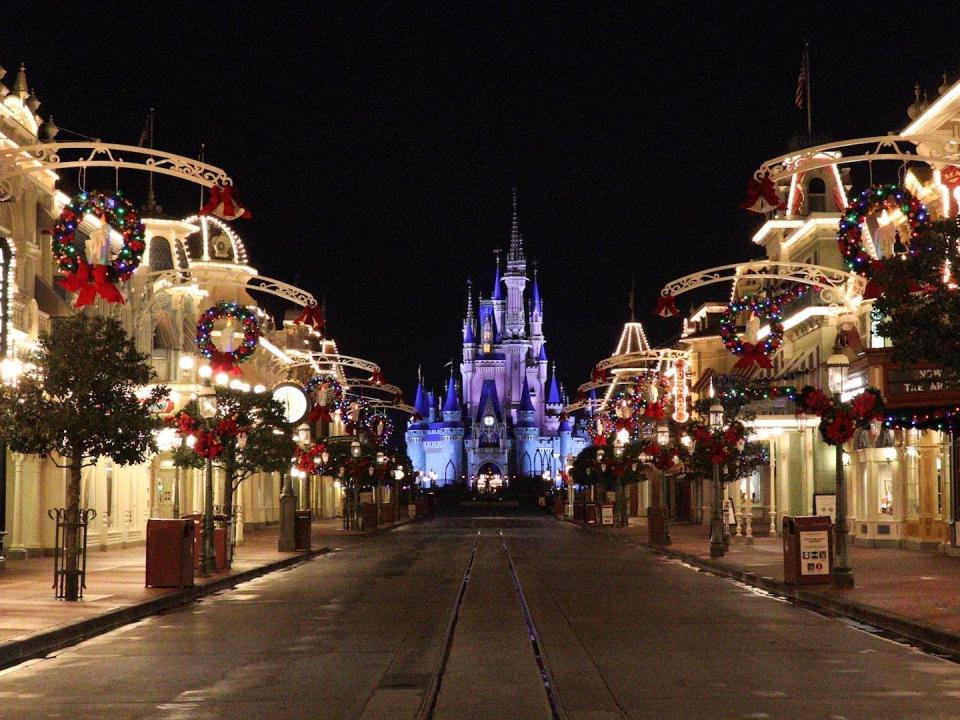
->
[{"left": 656, "top": 420, "right": 670, "bottom": 446}]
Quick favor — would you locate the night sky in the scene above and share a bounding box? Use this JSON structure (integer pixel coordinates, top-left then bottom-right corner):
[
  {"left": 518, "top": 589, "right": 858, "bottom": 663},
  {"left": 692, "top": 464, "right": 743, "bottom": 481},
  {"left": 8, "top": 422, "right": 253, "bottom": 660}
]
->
[{"left": 6, "top": 2, "right": 957, "bottom": 400}]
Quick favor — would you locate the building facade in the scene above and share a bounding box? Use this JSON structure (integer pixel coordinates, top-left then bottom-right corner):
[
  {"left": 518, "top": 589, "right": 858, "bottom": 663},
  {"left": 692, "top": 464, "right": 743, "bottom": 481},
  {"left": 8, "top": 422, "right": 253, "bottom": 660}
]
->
[{"left": 406, "top": 194, "right": 589, "bottom": 488}]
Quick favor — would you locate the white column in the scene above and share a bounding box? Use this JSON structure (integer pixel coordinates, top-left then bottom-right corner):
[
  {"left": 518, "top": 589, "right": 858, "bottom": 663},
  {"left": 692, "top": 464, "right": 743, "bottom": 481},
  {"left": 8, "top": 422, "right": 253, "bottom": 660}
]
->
[{"left": 8, "top": 453, "right": 25, "bottom": 556}]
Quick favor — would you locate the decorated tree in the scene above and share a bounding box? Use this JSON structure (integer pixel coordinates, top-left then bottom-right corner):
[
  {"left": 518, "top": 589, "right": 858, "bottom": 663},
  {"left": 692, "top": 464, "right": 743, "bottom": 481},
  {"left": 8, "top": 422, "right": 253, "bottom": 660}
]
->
[
  {"left": 0, "top": 316, "right": 166, "bottom": 600},
  {"left": 171, "top": 389, "right": 294, "bottom": 563}
]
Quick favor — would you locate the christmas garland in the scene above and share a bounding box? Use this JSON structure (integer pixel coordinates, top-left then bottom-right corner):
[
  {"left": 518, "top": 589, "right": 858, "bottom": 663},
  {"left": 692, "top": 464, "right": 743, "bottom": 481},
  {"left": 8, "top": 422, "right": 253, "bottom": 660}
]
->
[
  {"left": 54, "top": 190, "right": 146, "bottom": 307},
  {"left": 364, "top": 412, "right": 395, "bottom": 447},
  {"left": 196, "top": 302, "right": 259, "bottom": 375},
  {"left": 304, "top": 374, "right": 343, "bottom": 425},
  {"left": 688, "top": 420, "right": 746, "bottom": 465},
  {"left": 340, "top": 397, "right": 371, "bottom": 435},
  {"left": 721, "top": 287, "right": 809, "bottom": 369},
  {"left": 838, "top": 184, "right": 928, "bottom": 279},
  {"left": 295, "top": 442, "right": 327, "bottom": 474}
]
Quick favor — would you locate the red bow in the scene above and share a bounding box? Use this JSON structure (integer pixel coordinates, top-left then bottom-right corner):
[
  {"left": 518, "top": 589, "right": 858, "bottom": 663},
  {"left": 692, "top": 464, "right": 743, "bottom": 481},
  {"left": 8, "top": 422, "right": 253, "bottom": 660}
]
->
[
  {"left": 208, "top": 350, "right": 243, "bottom": 376},
  {"left": 59, "top": 260, "right": 125, "bottom": 308},
  {"left": 740, "top": 172, "right": 786, "bottom": 214},
  {"left": 592, "top": 434, "right": 608, "bottom": 447},
  {"left": 643, "top": 401, "right": 665, "bottom": 419},
  {"left": 824, "top": 412, "right": 856, "bottom": 445},
  {"left": 591, "top": 367, "right": 607, "bottom": 384},
  {"left": 176, "top": 412, "right": 197, "bottom": 436},
  {"left": 294, "top": 303, "right": 325, "bottom": 332},
  {"left": 199, "top": 185, "right": 252, "bottom": 221},
  {"left": 369, "top": 370, "right": 384, "bottom": 385},
  {"left": 708, "top": 441, "right": 730, "bottom": 465},
  {"left": 307, "top": 403, "right": 333, "bottom": 425},
  {"left": 734, "top": 343, "right": 773, "bottom": 369},
  {"left": 653, "top": 293, "right": 679, "bottom": 318}
]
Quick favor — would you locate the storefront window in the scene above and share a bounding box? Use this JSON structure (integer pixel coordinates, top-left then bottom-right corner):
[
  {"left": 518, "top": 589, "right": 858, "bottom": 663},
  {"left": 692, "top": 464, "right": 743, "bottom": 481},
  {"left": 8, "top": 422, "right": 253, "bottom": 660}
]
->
[
  {"left": 878, "top": 463, "right": 893, "bottom": 515},
  {"left": 937, "top": 456, "right": 944, "bottom": 517},
  {"left": 907, "top": 449, "right": 920, "bottom": 518}
]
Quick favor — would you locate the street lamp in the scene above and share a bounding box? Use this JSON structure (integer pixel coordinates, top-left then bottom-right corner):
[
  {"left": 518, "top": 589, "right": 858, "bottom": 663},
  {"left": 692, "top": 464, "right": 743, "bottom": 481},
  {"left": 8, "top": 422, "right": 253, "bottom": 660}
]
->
[
  {"left": 709, "top": 396, "right": 725, "bottom": 558},
  {"left": 197, "top": 383, "right": 218, "bottom": 576},
  {"left": 655, "top": 419, "right": 672, "bottom": 545},
  {"left": 826, "top": 345, "right": 853, "bottom": 588}
]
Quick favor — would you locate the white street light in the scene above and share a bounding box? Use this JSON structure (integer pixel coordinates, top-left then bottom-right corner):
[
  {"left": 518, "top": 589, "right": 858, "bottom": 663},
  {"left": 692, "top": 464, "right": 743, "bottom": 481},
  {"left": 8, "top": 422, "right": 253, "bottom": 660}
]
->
[
  {"left": 827, "top": 351, "right": 850, "bottom": 395},
  {"left": 656, "top": 421, "right": 670, "bottom": 446},
  {"left": 197, "top": 364, "right": 213, "bottom": 379},
  {"left": 197, "top": 385, "right": 217, "bottom": 419}
]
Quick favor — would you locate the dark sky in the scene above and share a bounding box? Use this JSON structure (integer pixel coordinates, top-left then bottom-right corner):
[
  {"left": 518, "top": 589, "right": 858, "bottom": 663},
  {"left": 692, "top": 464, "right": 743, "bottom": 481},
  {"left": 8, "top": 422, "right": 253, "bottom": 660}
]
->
[{"left": 7, "top": 2, "right": 957, "bottom": 399}]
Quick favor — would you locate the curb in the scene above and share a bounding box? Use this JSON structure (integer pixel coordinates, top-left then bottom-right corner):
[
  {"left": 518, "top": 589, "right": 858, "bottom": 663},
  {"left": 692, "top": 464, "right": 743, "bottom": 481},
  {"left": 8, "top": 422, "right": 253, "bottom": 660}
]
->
[{"left": 0, "top": 545, "right": 332, "bottom": 671}]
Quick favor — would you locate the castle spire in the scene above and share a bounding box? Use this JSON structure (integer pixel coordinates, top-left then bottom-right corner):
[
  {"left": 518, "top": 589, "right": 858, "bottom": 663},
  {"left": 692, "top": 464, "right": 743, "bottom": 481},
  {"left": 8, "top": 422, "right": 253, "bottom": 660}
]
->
[
  {"left": 466, "top": 278, "right": 474, "bottom": 318},
  {"left": 507, "top": 187, "right": 524, "bottom": 265},
  {"left": 443, "top": 373, "right": 460, "bottom": 413},
  {"left": 532, "top": 262, "right": 542, "bottom": 314},
  {"left": 548, "top": 363, "right": 562, "bottom": 405},
  {"left": 492, "top": 248, "right": 502, "bottom": 301},
  {"left": 629, "top": 277, "right": 636, "bottom": 321}
]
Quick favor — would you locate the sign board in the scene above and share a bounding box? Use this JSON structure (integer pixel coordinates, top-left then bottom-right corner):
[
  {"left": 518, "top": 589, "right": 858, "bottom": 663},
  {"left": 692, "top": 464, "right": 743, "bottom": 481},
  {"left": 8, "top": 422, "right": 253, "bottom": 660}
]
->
[
  {"left": 601, "top": 505, "right": 615, "bottom": 526},
  {"left": 799, "top": 530, "right": 830, "bottom": 575},
  {"left": 814, "top": 494, "right": 836, "bottom": 523},
  {"left": 887, "top": 366, "right": 950, "bottom": 395},
  {"left": 407, "top": 504, "right": 417, "bottom": 519}
]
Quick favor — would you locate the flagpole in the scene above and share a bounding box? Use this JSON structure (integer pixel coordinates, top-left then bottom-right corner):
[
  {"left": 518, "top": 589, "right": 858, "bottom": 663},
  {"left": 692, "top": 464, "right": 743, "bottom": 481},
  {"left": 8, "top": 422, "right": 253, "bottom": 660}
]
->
[{"left": 805, "top": 42, "right": 813, "bottom": 136}]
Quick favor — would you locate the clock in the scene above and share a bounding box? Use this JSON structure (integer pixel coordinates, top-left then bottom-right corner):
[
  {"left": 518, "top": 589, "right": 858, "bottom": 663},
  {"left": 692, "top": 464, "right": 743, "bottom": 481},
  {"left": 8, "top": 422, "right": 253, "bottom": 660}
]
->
[
  {"left": 483, "top": 415, "right": 495, "bottom": 427},
  {"left": 272, "top": 383, "right": 310, "bottom": 425}
]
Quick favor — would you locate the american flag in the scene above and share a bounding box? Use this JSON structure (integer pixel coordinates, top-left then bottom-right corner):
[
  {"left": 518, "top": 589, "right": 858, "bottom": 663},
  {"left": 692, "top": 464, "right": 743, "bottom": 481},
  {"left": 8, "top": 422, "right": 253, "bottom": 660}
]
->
[{"left": 795, "top": 47, "right": 808, "bottom": 109}]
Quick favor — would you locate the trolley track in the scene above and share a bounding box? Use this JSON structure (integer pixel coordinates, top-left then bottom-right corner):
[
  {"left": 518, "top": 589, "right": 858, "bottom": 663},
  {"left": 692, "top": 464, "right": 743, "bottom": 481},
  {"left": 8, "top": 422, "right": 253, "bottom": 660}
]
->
[{"left": 416, "top": 521, "right": 565, "bottom": 720}]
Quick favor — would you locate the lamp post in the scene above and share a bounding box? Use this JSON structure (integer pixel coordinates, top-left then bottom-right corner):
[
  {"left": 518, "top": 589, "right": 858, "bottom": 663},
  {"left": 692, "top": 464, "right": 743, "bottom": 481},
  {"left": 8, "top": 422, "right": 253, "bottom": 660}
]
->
[
  {"left": 656, "top": 420, "right": 672, "bottom": 544},
  {"left": 826, "top": 348, "right": 853, "bottom": 588},
  {"left": 196, "top": 380, "right": 218, "bottom": 576},
  {"left": 709, "top": 397, "right": 725, "bottom": 558},
  {"left": 375, "top": 450, "right": 386, "bottom": 524}
]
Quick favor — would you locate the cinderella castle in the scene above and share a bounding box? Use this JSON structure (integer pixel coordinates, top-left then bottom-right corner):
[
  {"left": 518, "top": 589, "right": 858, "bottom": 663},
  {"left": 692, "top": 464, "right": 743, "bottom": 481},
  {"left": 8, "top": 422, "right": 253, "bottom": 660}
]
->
[{"left": 406, "top": 192, "right": 589, "bottom": 489}]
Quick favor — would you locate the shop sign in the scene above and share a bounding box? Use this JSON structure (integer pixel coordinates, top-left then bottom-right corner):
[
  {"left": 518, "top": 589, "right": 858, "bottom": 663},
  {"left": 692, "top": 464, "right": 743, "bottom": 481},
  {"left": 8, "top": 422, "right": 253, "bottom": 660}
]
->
[
  {"left": 799, "top": 530, "right": 830, "bottom": 575},
  {"left": 887, "top": 366, "right": 949, "bottom": 395},
  {"left": 601, "top": 505, "right": 614, "bottom": 525},
  {"left": 814, "top": 494, "right": 836, "bottom": 523}
]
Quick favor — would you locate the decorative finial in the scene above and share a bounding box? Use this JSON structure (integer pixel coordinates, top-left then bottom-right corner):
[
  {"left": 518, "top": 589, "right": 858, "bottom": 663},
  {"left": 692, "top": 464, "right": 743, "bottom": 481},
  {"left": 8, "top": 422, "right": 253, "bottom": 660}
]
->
[
  {"left": 508, "top": 187, "right": 524, "bottom": 264},
  {"left": 628, "top": 277, "right": 636, "bottom": 321},
  {"left": 940, "top": 71, "right": 950, "bottom": 96},
  {"left": 13, "top": 63, "right": 27, "bottom": 97}
]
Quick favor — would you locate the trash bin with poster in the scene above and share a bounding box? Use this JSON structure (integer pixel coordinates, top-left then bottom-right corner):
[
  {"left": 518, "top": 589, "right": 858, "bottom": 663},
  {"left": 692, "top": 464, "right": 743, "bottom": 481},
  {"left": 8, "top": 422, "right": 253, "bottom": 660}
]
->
[
  {"left": 782, "top": 515, "right": 833, "bottom": 585},
  {"left": 145, "top": 518, "right": 195, "bottom": 588},
  {"left": 294, "top": 509, "right": 312, "bottom": 550}
]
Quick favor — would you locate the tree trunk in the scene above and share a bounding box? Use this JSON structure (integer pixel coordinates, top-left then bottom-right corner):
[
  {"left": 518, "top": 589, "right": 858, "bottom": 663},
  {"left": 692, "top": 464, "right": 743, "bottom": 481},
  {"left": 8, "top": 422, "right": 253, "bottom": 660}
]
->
[
  {"left": 615, "top": 478, "right": 628, "bottom": 528},
  {"left": 64, "top": 457, "right": 83, "bottom": 601}
]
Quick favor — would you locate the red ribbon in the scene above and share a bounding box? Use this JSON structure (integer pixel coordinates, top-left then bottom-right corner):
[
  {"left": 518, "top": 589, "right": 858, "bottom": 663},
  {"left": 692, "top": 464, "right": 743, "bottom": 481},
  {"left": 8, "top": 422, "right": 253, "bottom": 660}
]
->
[
  {"left": 369, "top": 370, "right": 384, "bottom": 385},
  {"left": 734, "top": 343, "right": 773, "bottom": 369},
  {"left": 643, "top": 401, "right": 665, "bottom": 419},
  {"left": 294, "top": 303, "right": 325, "bottom": 331},
  {"left": 58, "top": 260, "right": 125, "bottom": 308},
  {"left": 199, "top": 185, "right": 252, "bottom": 220},
  {"left": 591, "top": 367, "right": 607, "bottom": 384},
  {"left": 592, "top": 434, "right": 608, "bottom": 447},
  {"left": 653, "top": 293, "right": 679, "bottom": 318},
  {"left": 740, "top": 172, "right": 786, "bottom": 213},
  {"left": 209, "top": 349, "right": 243, "bottom": 376}
]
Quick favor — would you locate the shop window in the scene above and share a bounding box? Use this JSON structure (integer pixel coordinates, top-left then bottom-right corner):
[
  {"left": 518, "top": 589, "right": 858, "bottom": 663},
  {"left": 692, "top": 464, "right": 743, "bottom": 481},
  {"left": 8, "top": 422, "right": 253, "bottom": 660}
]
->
[
  {"left": 937, "top": 456, "right": 944, "bottom": 516},
  {"left": 878, "top": 463, "right": 893, "bottom": 515},
  {"left": 907, "top": 451, "right": 920, "bottom": 518}
]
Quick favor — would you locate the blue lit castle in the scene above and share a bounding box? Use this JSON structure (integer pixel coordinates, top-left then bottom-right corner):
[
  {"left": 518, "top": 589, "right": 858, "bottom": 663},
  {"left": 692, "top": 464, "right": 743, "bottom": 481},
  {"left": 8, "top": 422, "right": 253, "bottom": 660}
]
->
[{"left": 406, "top": 193, "right": 589, "bottom": 489}]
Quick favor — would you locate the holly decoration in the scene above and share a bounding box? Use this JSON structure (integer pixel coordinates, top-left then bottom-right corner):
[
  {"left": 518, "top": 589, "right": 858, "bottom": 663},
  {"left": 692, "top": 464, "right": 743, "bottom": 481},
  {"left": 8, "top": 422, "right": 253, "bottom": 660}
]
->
[
  {"left": 838, "top": 184, "right": 928, "bottom": 280},
  {"left": 195, "top": 302, "right": 259, "bottom": 375},
  {"left": 53, "top": 190, "right": 146, "bottom": 307},
  {"left": 304, "top": 374, "right": 343, "bottom": 425},
  {"left": 687, "top": 420, "right": 746, "bottom": 465},
  {"left": 794, "top": 385, "right": 885, "bottom": 446},
  {"left": 721, "top": 288, "right": 805, "bottom": 369},
  {"left": 295, "top": 442, "right": 327, "bottom": 474}
]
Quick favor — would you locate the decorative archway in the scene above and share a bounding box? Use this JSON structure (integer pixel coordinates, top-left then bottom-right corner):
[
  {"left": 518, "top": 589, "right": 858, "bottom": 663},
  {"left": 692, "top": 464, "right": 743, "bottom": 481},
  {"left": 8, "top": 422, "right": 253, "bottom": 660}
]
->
[{"left": 475, "top": 462, "right": 505, "bottom": 493}]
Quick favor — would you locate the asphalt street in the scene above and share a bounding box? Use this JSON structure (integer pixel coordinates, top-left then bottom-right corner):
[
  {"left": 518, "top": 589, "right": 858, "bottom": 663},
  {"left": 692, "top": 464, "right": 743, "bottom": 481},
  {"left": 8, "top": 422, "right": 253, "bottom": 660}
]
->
[{"left": 3, "top": 512, "right": 960, "bottom": 719}]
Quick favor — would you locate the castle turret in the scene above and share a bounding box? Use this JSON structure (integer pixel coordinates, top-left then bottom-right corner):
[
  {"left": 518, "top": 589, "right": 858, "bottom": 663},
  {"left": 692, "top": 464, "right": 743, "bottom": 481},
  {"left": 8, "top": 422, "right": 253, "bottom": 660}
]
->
[
  {"left": 406, "top": 379, "right": 429, "bottom": 474},
  {"left": 530, "top": 267, "right": 543, "bottom": 353},
  {"left": 442, "top": 374, "right": 462, "bottom": 423}
]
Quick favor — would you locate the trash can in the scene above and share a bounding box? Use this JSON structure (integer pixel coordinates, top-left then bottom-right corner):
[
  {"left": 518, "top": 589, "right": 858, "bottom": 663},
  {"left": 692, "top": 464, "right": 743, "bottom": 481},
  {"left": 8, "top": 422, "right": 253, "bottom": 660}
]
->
[
  {"left": 783, "top": 515, "right": 833, "bottom": 585},
  {"left": 182, "top": 513, "right": 227, "bottom": 572},
  {"left": 146, "top": 518, "right": 195, "bottom": 588},
  {"left": 294, "top": 510, "right": 312, "bottom": 551},
  {"left": 585, "top": 503, "right": 598, "bottom": 524},
  {"left": 381, "top": 502, "right": 396, "bottom": 524}
]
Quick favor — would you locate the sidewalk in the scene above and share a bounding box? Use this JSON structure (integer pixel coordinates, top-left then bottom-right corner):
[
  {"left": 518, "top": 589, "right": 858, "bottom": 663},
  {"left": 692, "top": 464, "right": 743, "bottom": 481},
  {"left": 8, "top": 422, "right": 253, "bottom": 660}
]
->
[
  {"left": 0, "top": 521, "right": 331, "bottom": 669},
  {"left": 572, "top": 515, "right": 960, "bottom": 655}
]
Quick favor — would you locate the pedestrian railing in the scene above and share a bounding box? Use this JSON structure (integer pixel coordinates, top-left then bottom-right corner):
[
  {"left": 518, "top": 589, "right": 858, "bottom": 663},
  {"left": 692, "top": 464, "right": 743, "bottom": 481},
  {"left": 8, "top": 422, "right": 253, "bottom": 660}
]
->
[{"left": 47, "top": 507, "right": 96, "bottom": 599}]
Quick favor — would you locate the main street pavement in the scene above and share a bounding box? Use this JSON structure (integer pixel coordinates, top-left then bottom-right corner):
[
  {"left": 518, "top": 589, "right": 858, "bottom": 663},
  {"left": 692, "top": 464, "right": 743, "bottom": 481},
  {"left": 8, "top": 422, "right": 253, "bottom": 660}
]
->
[{"left": 4, "top": 511, "right": 960, "bottom": 719}]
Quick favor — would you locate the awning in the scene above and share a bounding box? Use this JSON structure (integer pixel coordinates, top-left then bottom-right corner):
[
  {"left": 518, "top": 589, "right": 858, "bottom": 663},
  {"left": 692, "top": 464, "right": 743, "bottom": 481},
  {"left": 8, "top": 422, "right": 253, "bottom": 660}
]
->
[{"left": 691, "top": 368, "right": 714, "bottom": 394}]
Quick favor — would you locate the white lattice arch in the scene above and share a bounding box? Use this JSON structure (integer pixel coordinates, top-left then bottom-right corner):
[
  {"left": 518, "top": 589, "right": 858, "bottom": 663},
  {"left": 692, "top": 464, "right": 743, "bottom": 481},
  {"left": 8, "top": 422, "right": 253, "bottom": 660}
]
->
[
  {"left": 660, "top": 261, "right": 866, "bottom": 308},
  {"left": 0, "top": 142, "right": 233, "bottom": 200},
  {"left": 752, "top": 134, "right": 960, "bottom": 184}
]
